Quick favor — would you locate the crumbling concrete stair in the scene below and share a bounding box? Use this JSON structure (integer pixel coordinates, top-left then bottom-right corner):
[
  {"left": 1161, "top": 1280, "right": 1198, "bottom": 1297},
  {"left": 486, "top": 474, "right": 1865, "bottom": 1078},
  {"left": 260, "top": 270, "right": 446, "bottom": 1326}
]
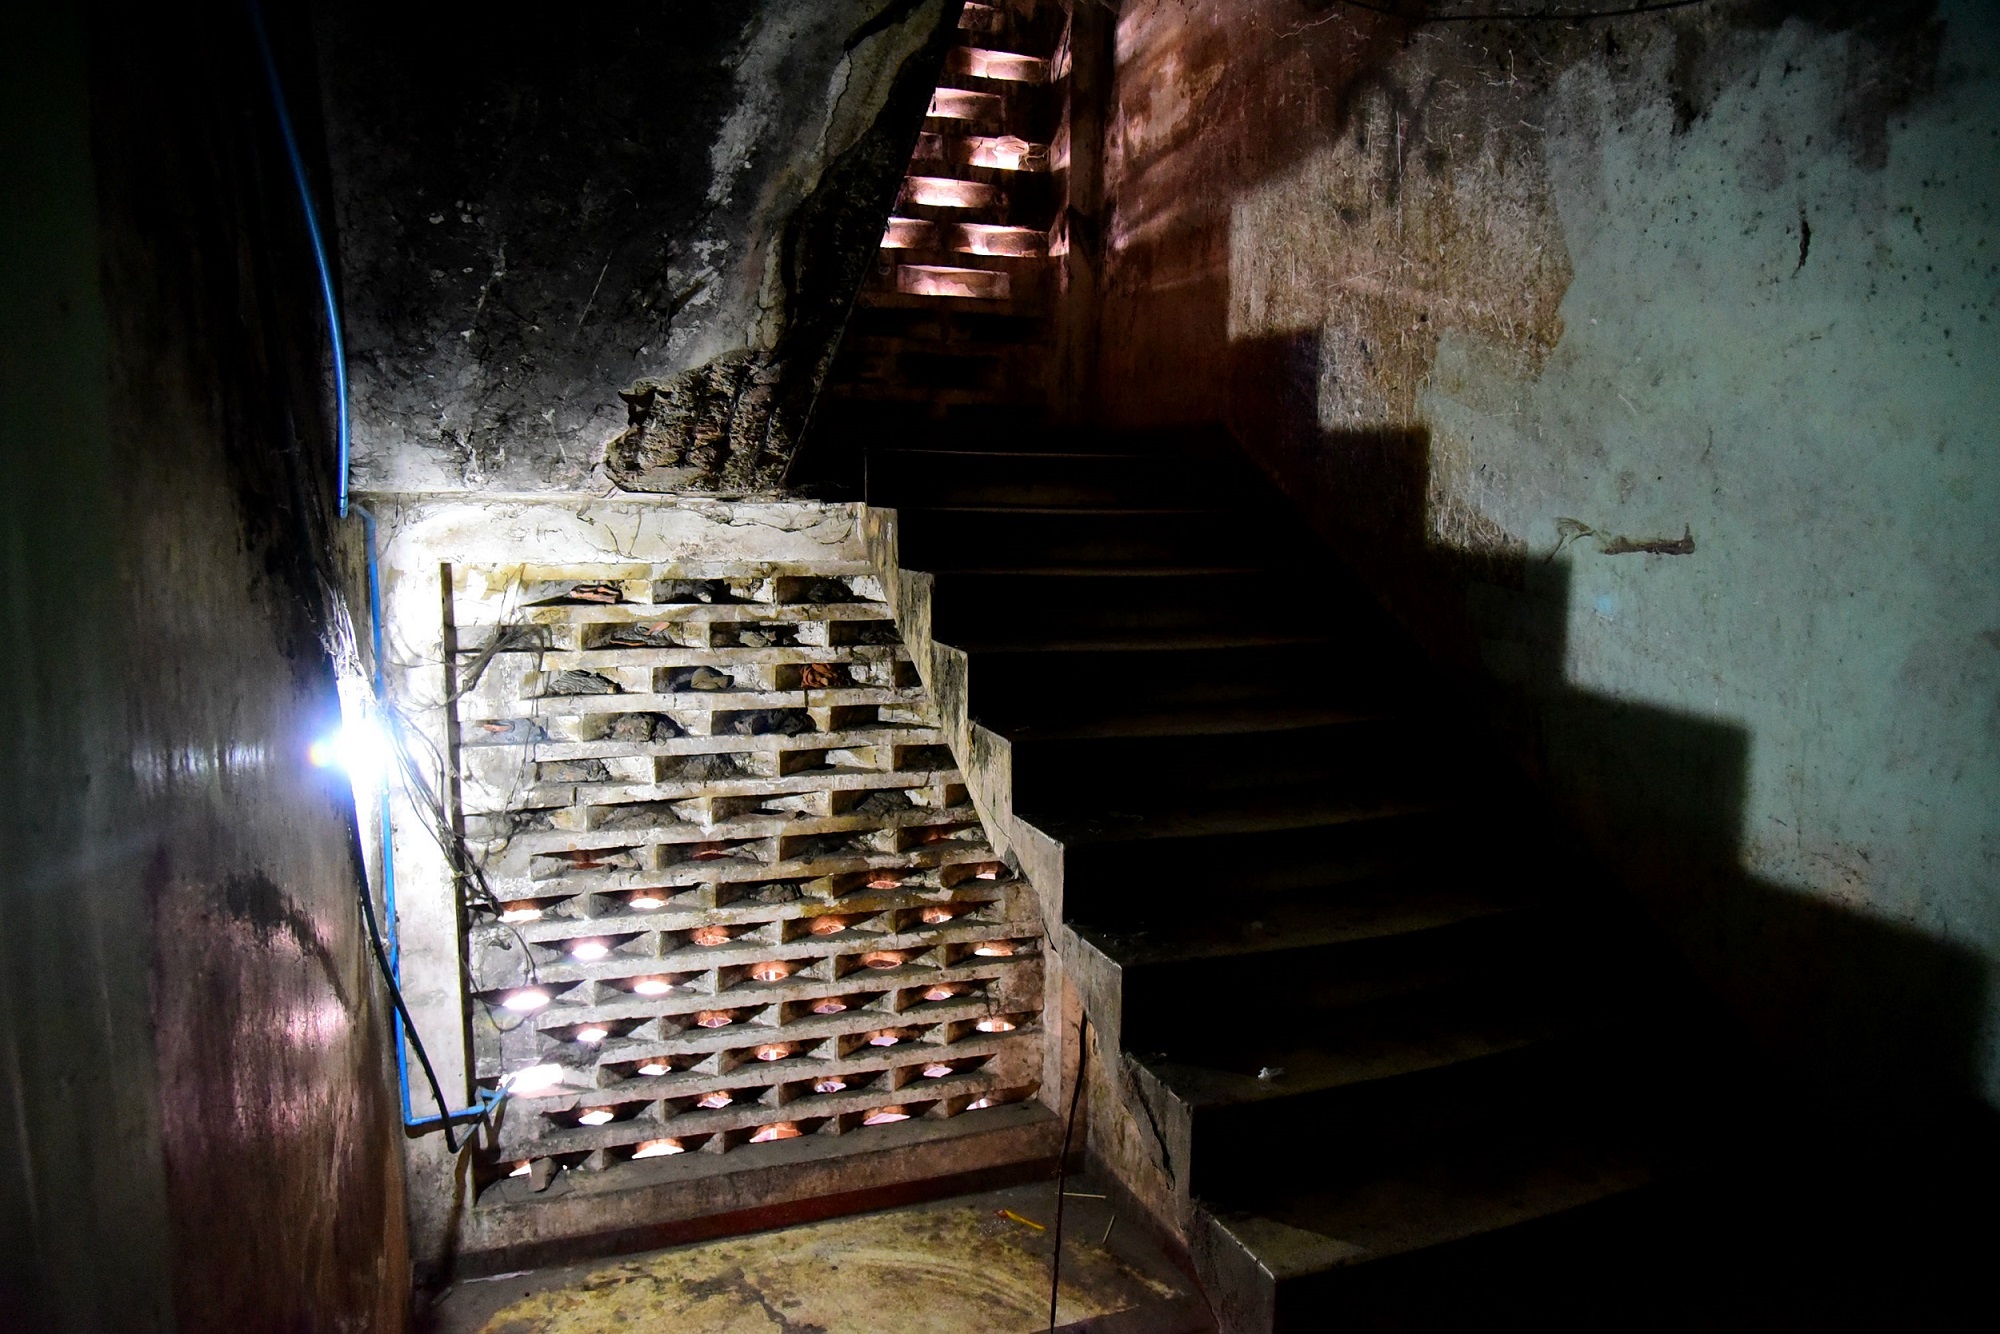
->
[{"left": 859, "top": 426, "right": 1718, "bottom": 1331}]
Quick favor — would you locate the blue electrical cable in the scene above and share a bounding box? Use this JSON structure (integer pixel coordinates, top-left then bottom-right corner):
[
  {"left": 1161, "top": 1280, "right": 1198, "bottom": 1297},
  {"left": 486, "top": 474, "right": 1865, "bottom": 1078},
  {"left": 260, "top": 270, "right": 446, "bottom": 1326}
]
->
[
  {"left": 248, "top": 1, "right": 350, "bottom": 518},
  {"left": 254, "top": 3, "right": 498, "bottom": 1144}
]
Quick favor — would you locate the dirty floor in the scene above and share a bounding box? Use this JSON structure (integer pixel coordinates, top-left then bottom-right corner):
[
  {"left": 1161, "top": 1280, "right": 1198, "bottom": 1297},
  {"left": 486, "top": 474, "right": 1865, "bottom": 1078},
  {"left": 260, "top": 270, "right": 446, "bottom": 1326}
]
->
[{"left": 429, "top": 1177, "right": 1208, "bottom": 1334}]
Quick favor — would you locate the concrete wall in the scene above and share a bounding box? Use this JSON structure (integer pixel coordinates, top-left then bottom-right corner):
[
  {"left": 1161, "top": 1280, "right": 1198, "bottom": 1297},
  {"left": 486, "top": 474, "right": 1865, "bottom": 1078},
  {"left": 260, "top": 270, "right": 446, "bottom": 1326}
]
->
[
  {"left": 1, "top": 7, "right": 407, "bottom": 1328},
  {"left": 317, "top": 0, "right": 961, "bottom": 495},
  {"left": 1095, "top": 0, "right": 1999, "bottom": 1110}
]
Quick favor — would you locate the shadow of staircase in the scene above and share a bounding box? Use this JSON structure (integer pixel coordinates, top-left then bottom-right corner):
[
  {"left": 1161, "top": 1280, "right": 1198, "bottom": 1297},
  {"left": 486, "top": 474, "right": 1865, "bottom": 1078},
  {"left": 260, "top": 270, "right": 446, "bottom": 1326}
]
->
[{"left": 853, "top": 423, "right": 1753, "bottom": 1331}]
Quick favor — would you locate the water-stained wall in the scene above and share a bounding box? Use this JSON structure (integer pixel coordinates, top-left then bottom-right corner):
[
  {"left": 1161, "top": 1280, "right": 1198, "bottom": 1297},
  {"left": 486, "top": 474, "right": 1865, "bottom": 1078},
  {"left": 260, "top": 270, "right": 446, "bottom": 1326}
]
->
[
  {"left": 1, "top": 7, "right": 407, "bottom": 1328},
  {"left": 1096, "top": 0, "right": 2000, "bottom": 1111},
  {"left": 318, "top": 0, "right": 962, "bottom": 496}
]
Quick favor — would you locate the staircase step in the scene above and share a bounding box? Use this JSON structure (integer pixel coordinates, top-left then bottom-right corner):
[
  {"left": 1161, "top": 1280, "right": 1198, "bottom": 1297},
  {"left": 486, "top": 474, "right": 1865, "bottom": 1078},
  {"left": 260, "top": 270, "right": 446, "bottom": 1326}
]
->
[
  {"left": 931, "top": 570, "right": 1349, "bottom": 642},
  {"left": 1047, "top": 795, "right": 1459, "bottom": 918},
  {"left": 1010, "top": 713, "right": 1442, "bottom": 807},
  {"left": 1114, "top": 901, "right": 1573, "bottom": 1055},
  {"left": 1081, "top": 875, "right": 1540, "bottom": 971},
  {"left": 961, "top": 640, "right": 1415, "bottom": 731},
  {"left": 1205, "top": 1139, "right": 1668, "bottom": 1332},
  {"left": 870, "top": 446, "right": 1241, "bottom": 508}
]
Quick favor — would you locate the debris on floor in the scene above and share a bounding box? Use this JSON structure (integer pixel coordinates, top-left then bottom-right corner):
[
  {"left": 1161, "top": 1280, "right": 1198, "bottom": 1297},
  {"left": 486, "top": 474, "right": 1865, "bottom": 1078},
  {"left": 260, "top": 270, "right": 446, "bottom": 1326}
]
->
[{"left": 431, "top": 1180, "right": 1199, "bottom": 1334}]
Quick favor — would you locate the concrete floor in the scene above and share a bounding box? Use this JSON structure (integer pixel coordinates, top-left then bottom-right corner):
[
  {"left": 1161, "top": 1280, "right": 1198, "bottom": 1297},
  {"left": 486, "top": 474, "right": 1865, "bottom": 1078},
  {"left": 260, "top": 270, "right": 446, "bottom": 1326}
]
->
[{"left": 429, "top": 1177, "right": 1206, "bottom": 1334}]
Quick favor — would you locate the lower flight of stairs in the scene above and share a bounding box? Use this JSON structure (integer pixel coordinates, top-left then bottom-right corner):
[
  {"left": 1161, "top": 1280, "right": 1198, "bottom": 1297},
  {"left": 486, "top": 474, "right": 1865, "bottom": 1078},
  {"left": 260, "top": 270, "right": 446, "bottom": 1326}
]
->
[{"left": 856, "top": 425, "right": 1732, "bottom": 1332}]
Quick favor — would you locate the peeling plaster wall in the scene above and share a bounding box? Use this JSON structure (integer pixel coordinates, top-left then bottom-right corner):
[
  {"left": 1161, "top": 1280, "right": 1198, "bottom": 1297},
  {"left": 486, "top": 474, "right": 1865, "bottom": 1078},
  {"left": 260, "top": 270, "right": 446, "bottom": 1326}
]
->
[
  {"left": 1097, "top": 0, "right": 2000, "bottom": 1109},
  {"left": 2, "top": 6, "right": 407, "bottom": 1329},
  {"left": 317, "top": 0, "right": 959, "bottom": 496}
]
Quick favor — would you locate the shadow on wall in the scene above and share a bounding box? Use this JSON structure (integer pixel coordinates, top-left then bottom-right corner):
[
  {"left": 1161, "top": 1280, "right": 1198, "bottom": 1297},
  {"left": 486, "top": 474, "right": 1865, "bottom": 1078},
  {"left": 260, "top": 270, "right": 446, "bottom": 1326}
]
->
[
  {"left": 1224, "top": 326, "right": 1992, "bottom": 1115},
  {"left": 1091, "top": 0, "right": 1994, "bottom": 1118}
]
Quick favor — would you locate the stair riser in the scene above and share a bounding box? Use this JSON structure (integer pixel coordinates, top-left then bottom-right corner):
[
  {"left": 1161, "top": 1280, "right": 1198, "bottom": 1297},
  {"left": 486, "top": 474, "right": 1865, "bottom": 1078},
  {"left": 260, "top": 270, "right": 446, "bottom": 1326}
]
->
[
  {"left": 1011, "top": 721, "right": 1436, "bottom": 807},
  {"left": 1192, "top": 1044, "right": 1659, "bottom": 1204},
  {"left": 1060, "top": 811, "right": 1452, "bottom": 923},
  {"left": 871, "top": 457, "right": 1221, "bottom": 509},
  {"left": 1119, "top": 912, "right": 1560, "bottom": 1054},
  {"left": 934, "top": 589, "right": 1309, "bottom": 641},
  {"left": 967, "top": 645, "right": 1412, "bottom": 722},
  {"left": 894, "top": 509, "right": 1288, "bottom": 570}
]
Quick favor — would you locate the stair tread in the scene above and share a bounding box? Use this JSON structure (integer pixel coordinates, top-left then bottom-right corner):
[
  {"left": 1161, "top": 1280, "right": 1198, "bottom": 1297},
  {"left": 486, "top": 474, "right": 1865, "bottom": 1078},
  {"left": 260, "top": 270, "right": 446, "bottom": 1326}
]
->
[
  {"left": 1139, "top": 997, "right": 1577, "bottom": 1114},
  {"left": 888, "top": 504, "right": 1236, "bottom": 517},
  {"left": 922, "top": 564, "right": 1268, "bottom": 578},
  {"left": 955, "top": 628, "right": 1342, "bottom": 654},
  {"left": 1027, "top": 790, "right": 1441, "bottom": 845},
  {"left": 1003, "top": 704, "right": 1390, "bottom": 742},
  {"left": 1209, "top": 1133, "right": 1663, "bottom": 1270},
  {"left": 1076, "top": 879, "right": 1539, "bottom": 969},
  {"left": 875, "top": 447, "right": 1161, "bottom": 463}
]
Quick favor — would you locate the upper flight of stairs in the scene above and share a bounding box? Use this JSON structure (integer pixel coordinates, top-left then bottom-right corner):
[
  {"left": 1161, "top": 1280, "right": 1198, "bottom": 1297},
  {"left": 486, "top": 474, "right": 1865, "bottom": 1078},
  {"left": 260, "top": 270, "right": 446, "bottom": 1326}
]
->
[
  {"left": 802, "top": 0, "right": 1068, "bottom": 492},
  {"left": 856, "top": 425, "right": 1732, "bottom": 1332}
]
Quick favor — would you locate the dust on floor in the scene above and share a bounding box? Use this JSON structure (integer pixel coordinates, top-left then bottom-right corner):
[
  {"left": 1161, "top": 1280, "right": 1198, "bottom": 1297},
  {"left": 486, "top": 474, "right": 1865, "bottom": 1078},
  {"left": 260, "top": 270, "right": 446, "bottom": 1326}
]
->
[{"left": 433, "top": 1179, "right": 1195, "bottom": 1334}]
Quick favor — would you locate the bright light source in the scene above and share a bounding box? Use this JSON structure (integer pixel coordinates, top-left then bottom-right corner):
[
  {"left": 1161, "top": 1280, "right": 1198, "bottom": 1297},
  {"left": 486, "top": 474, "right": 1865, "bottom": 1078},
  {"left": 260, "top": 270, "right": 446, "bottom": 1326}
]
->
[
  {"left": 637, "top": 1060, "right": 669, "bottom": 1077},
  {"left": 868, "top": 1032, "right": 901, "bottom": 1047},
  {"left": 966, "top": 1097, "right": 994, "bottom": 1110},
  {"left": 750, "top": 1121, "right": 801, "bottom": 1143},
  {"left": 696, "top": 1090, "right": 733, "bottom": 1109},
  {"left": 501, "top": 989, "right": 551, "bottom": 1013},
  {"left": 753, "top": 1043, "right": 792, "bottom": 1062},
  {"left": 628, "top": 893, "right": 665, "bottom": 911},
  {"left": 695, "top": 1010, "right": 734, "bottom": 1028},
  {"left": 308, "top": 715, "right": 391, "bottom": 785},
  {"left": 575, "top": 1025, "right": 609, "bottom": 1045},
  {"left": 974, "top": 1018, "right": 1015, "bottom": 1033},
  {"left": 508, "top": 1160, "right": 533, "bottom": 1177},
  {"left": 577, "top": 1107, "right": 615, "bottom": 1126},
  {"left": 505, "top": 1063, "right": 564, "bottom": 1094},
  {"left": 632, "top": 1138, "right": 683, "bottom": 1159},
  {"left": 569, "top": 939, "right": 611, "bottom": 961},
  {"left": 972, "top": 941, "right": 1014, "bottom": 957},
  {"left": 811, "top": 998, "right": 847, "bottom": 1015},
  {"left": 748, "top": 960, "right": 791, "bottom": 982},
  {"left": 922, "top": 985, "right": 957, "bottom": 1002},
  {"left": 922, "top": 1063, "right": 953, "bottom": 1079},
  {"left": 632, "top": 977, "right": 673, "bottom": 996},
  {"left": 813, "top": 1077, "right": 847, "bottom": 1094},
  {"left": 499, "top": 905, "right": 543, "bottom": 924},
  {"left": 862, "top": 1107, "right": 910, "bottom": 1125}
]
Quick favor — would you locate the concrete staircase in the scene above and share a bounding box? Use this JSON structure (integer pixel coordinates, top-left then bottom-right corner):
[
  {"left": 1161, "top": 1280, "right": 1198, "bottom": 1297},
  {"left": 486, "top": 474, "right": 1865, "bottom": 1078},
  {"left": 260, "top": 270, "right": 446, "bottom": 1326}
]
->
[{"left": 856, "top": 425, "right": 1727, "bottom": 1331}]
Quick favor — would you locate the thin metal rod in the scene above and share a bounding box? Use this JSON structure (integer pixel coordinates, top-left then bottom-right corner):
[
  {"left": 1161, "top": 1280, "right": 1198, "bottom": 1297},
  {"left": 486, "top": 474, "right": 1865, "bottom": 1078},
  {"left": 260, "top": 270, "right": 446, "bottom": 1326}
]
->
[{"left": 1048, "top": 1019, "right": 1089, "bottom": 1330}]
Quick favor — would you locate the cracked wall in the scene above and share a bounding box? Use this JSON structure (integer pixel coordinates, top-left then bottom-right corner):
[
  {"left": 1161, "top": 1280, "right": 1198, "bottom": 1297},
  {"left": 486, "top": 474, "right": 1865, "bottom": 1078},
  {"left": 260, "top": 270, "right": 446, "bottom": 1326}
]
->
[{"left": 317, "top": 0, "right": 960, "bottom": 495}]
